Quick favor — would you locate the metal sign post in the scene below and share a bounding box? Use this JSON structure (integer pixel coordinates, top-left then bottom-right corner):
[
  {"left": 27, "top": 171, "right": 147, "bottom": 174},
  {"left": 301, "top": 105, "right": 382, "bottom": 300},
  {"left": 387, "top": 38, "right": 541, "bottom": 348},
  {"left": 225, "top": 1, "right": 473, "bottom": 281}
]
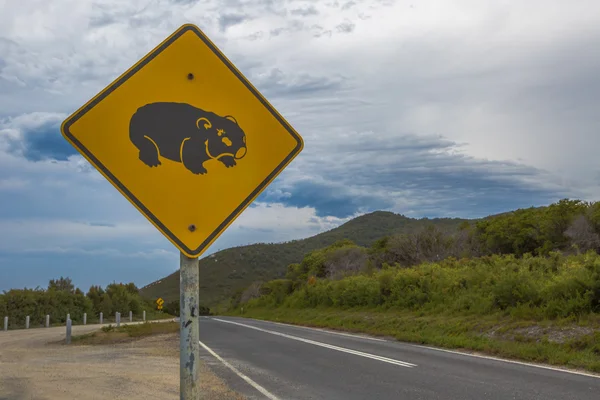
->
[{"left": 179, "top": 252, "right": 200, "bottom": 398}]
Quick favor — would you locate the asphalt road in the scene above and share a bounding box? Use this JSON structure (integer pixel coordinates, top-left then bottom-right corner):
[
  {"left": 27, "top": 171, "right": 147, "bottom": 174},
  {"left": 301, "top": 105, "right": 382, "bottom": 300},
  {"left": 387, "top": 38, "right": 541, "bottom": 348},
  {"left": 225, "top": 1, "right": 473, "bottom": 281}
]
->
[{"left": 198, "top": 316, "right": 600, "bottom": 400}]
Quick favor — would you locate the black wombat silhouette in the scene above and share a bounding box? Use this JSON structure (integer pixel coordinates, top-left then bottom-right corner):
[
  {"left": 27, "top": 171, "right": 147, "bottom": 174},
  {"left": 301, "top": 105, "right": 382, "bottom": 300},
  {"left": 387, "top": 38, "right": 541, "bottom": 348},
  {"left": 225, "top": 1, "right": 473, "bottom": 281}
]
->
[{"left": 129, "top": 102, "right": 247, "bottom": 175}]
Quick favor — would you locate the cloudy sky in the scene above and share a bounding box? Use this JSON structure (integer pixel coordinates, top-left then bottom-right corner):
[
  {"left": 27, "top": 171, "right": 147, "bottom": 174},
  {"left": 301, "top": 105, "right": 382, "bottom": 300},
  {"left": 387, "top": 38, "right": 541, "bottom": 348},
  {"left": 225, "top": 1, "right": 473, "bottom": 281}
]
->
[{"left": 1, "top": 0, "right": 599, "bottom": 292}]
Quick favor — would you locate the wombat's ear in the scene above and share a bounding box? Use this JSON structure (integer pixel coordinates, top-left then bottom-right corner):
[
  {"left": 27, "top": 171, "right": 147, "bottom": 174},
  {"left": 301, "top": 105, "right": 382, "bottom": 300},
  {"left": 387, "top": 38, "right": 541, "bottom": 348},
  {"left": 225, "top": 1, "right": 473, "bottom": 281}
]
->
[
  {"left": 224, "top": 115, "right": 238, "bottom": 125},
  {"left": 196, "top": 117, "right": 212, "bottom": 130}
]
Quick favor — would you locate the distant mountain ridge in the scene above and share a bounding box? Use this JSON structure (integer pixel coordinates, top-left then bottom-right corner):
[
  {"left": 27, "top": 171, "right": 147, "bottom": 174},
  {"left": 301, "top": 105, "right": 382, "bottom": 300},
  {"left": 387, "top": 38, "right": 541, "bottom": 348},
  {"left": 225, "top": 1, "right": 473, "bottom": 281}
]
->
[{"left": 138, "top": 210, "right": 473, "bottom": 308}]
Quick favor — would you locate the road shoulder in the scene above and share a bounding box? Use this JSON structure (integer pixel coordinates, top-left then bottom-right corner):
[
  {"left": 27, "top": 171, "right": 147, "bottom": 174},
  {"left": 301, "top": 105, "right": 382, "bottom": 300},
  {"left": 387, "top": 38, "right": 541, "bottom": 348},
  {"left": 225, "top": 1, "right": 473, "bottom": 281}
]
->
[{"left": 0, "top": 321, "right": 245, "bottom": 399}]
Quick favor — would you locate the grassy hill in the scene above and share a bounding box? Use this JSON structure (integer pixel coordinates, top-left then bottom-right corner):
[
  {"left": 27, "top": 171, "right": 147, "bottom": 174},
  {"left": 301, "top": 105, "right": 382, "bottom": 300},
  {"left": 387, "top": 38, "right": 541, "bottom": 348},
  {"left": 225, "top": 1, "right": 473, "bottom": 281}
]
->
[{"left": 139, "top": 211, "right": 470, "bottom": 308}]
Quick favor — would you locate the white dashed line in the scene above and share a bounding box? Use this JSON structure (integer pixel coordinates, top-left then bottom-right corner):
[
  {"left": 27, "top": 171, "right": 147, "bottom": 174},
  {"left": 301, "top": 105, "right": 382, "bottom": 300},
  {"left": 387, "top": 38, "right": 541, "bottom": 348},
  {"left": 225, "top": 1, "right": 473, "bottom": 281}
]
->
[
  {"left": 251, "top": 318, "right": 387, "bottom": 342},
  {"left": 211, "top": 318, "right": 416, "bottom": 368}
]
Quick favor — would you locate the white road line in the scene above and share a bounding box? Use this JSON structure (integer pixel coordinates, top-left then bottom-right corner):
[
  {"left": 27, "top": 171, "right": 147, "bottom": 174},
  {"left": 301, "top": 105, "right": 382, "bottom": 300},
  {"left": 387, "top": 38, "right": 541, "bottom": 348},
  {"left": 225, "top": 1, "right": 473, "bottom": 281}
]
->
[
  {"left": 199, "top": 340, "right": 280, "bottom": 400},
  {"left": 250, "top": 318, "right": 387, "bottom": 342},
  {"left": 211, "top": 318, "right": 416, "bottom": 368},
  {"left": 413, "top": 344, "right": 600, "bottom": 379}
]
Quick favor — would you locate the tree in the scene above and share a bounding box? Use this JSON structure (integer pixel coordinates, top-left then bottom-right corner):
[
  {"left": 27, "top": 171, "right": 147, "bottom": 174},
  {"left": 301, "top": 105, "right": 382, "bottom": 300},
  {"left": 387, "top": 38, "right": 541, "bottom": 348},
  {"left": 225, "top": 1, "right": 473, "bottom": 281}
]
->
[
  {"left": 449, "top": 226, "right": 479, "bottom": 259},
  {"left": 377, "top": 225, "right": 453, "bottom": 267},
  {"left": 48, "top": 277, "right": 74, "bottom": 293},
  {"left": 324, "top": 246, "right": 368, "bottom": 279},
  {"left": 586, "top": 201, "right": 600, "bottom": 232},
  {"left": 229, "top": 287, "right": 244, "bottom": 309},
  {"left": 100, "top": 293, "right": 113, "bottom": 316},
  {"left": 125, "top": 283, "right": 139, "bottom": 295},
  {"left": 285, "top": 263, "right": 304, "bottom": 281},
  {"left": 540, "top": 198, "right": 587, "bottom": 253},
  {"left": 198, "top": 305, "right": 211, "bottom": 316},
  {"left": 105, "top": 283, "right": 134, "bottom": 313},
  {"left": 413, "top": 225, "right": 452, "bottom": 262},
  {"left": 86, "top": 285, "right": 105, "bottom": 314},
  {"left": 0, "top": 294, "right": 7, "bottom": 317},
  {"left": 240, "top": 281, "right": 262, "bottom": 304},
  {"left": 163, "top": 299, "right": 180, "bottom": 316},
  {"left": 565, "top": 214, "right": 600, "bottom": 253}
]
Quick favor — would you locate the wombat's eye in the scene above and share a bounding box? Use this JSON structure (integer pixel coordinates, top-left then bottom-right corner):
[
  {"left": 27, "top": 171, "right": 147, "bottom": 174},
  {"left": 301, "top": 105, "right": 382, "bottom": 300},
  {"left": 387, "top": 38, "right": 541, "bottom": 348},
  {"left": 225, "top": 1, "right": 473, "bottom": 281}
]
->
[{"left": 217, "top": 128, "right": 225, "bottom": 136}]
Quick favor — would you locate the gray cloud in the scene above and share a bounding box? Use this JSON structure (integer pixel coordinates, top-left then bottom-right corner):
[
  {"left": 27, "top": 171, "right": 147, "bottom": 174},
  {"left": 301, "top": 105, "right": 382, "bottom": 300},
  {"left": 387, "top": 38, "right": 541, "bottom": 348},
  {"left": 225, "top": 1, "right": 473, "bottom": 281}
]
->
[
  {"left": 259, "top": 132, "right": 574, "bottom": 218},
  {"left": 269, "top": 27, "right": 287, "bottom": 37},
  {"left": 0, "top": 113, "right": 76, "bottom": 162},
  {"left": 341, "top": 1, "right": 357, "bottom": 10},
  {"left": 168, "top": 0, "right": 199, "bottom": 4},
  {"left": 208, "top": 0, "right": 290, "bottom": 17},
  {"left": 291, "top": 6, "right": 319, "bottom": 17},
  {"left": 336, "top": 20, "right": 355, "bottom": 33},
  {"left": 269, "top": 19, "right": 306, "bottom": 37},
  {"left": 313, "top": 29, "right": 333, "bottom": 38},
  {"left": 245, "top": 31, "right": 265, "bottom": 41},
  {"left": 342, "top": 0, "right": 356, "bottom": 10},
  {"left": 219, "top": 13, "right": 251, "bottom": 31},
  {"left": 7, "top": 126, "right": 75, "bottom": 162},
  {"left": 88, "top": 3, "right": 146, "bottom": 28},
  {"left": 249, "top": 67, "right": 349, "bottom": 98}
]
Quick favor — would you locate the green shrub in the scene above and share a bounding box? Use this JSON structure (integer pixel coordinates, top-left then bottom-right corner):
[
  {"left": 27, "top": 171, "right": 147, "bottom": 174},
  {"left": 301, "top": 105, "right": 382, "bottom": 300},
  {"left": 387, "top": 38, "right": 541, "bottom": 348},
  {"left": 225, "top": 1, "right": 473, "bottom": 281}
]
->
[
  {"left": 330, "top": 276, "right": 381, "bottom": 308},
  {"left": 1, "top": 278, "right": 161, "bottom": 328},
  {"left": 235, "top": 206, "right": 600, "bottom": 323},
  {"left": 252, "top": 252, "right": 600, "bottom": 320},
  {"left": 259, "top": 279, "right": 294, "bottom": 306}
]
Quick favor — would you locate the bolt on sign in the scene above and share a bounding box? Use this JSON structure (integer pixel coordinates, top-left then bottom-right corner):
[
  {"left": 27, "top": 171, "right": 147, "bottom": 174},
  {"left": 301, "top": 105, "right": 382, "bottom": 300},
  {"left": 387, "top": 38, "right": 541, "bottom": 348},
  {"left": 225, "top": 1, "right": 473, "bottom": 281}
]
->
[{"left": 60, "top": 24, "right": 304, "bottom": 258}]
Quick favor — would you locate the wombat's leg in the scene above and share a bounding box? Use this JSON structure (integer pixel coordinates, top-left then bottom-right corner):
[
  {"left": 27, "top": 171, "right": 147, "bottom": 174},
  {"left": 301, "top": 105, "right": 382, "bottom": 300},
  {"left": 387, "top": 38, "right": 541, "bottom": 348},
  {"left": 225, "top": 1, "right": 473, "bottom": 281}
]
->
[
  {"left": 219, "top": 156, "right": 237, "bottom": 168},
  {"left": 181, "top": 137, "right": 208, "bottom": 175},
  {"left": 138, "top": 136, "right": 161, "bottom": 167}
]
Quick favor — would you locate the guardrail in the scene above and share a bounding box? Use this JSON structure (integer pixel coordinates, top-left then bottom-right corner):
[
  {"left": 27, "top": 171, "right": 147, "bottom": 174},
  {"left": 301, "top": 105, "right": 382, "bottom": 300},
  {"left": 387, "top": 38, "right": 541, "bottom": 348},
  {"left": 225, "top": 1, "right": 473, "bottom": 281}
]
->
[{"left": 2, "top": 310, "right": 149, "bottom": 331}]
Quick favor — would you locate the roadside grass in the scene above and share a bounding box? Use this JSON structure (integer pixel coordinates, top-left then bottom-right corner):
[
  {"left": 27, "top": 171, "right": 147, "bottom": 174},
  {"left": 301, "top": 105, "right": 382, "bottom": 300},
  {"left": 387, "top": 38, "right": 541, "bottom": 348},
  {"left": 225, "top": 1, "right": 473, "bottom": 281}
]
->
[
  {"left": 71, "top": 321, "right": 180, "bottom": 345},
  {"left": 232, "top": 307, "right": 600, "bottom": 373}
]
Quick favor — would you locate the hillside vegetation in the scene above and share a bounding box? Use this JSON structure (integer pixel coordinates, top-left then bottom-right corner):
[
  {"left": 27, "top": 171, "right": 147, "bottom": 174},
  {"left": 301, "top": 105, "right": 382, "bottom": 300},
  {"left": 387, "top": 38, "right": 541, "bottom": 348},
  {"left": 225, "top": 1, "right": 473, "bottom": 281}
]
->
[
  {"left": 139, "top": 211, "right": 468, "bottom": 307},
  {"left": 230, "top": 199, "right": 600, "bottom": 372}
]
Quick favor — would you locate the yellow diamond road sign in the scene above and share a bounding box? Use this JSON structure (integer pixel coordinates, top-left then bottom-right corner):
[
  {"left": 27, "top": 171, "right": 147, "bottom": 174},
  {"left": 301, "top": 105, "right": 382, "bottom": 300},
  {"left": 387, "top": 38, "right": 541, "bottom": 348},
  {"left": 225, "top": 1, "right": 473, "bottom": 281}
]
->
[{"left": 61, "top": 24, "right": 304, "bottom": 258}]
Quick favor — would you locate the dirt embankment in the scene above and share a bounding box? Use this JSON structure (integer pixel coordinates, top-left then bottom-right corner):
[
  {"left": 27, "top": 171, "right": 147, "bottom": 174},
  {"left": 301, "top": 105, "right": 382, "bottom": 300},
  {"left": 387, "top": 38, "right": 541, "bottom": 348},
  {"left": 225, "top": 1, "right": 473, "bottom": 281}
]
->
[{"left": 0, "top": 322, "right": 244, "bottom": 400}]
